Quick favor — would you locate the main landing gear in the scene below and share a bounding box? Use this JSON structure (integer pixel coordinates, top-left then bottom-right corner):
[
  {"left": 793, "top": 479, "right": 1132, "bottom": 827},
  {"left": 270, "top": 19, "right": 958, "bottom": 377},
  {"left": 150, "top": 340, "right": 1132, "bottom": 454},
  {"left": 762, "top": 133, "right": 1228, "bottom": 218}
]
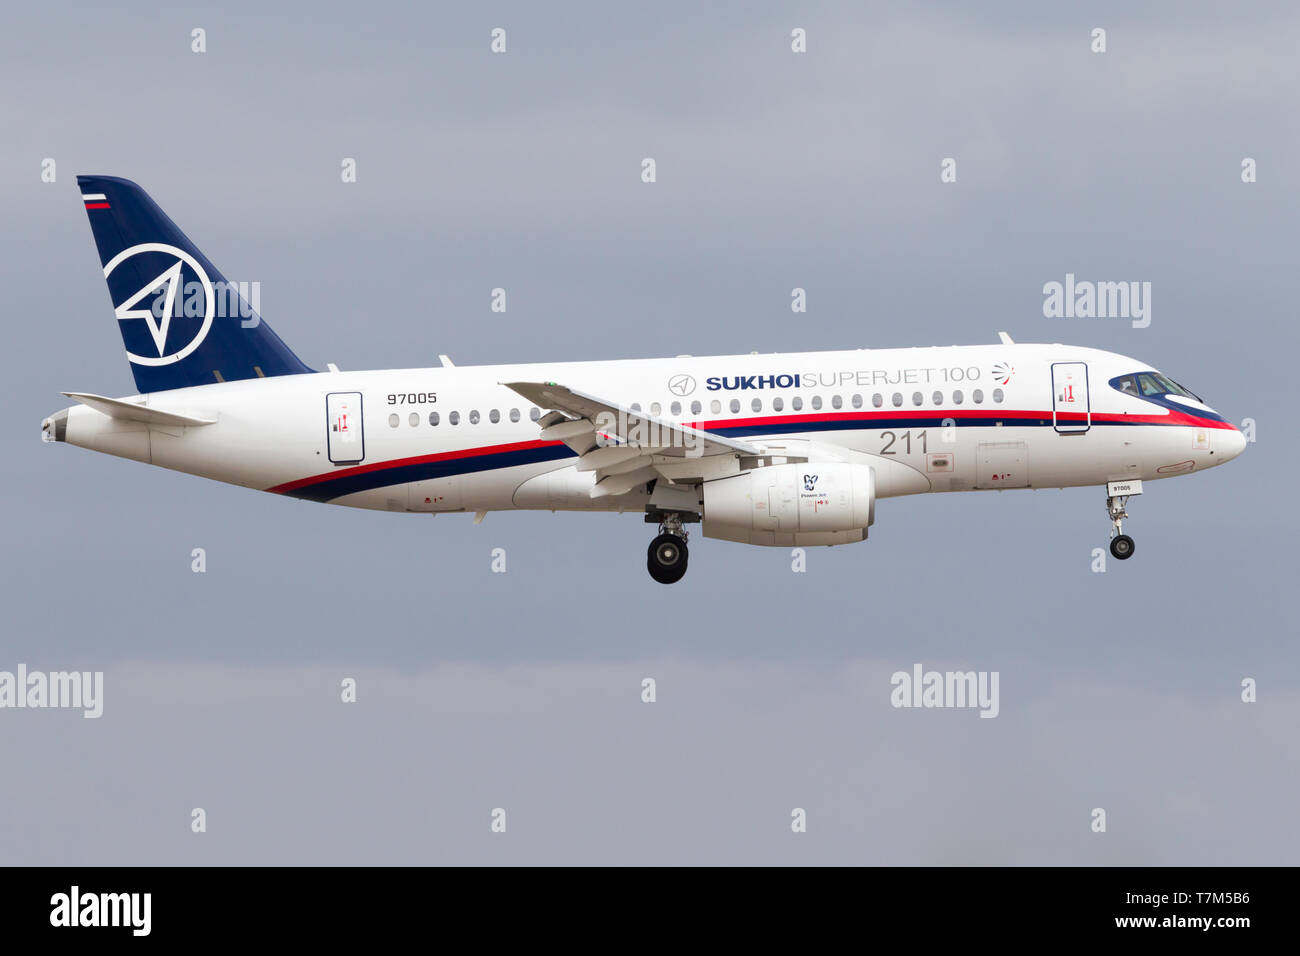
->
[
  {"left": 647, "top": 512, "right": 689, "bottom": 584},
  {"left": 1107, "top": 491, "right": 1136, "bottom": 561}
]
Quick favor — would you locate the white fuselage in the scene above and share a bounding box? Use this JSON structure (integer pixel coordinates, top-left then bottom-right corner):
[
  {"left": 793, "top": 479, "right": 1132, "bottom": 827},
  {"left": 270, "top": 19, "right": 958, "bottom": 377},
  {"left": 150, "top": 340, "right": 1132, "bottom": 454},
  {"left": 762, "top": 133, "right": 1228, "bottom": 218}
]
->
[{"left": 48, "top": 342, "right": 1245, "bottom": 522}]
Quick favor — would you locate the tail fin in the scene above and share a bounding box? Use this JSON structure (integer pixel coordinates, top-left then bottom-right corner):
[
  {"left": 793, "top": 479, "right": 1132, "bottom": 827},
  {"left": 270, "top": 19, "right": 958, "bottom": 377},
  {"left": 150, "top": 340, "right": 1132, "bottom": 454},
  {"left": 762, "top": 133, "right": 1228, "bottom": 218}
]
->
[{"left": 76, "top": 175, "right": 313, "bottom": 393}]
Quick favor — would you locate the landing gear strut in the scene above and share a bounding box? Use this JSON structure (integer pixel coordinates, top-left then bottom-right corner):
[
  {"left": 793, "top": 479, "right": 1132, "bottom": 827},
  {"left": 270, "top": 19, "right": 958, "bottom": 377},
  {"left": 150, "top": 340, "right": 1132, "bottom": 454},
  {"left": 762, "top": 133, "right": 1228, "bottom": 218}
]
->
[
  {"left": 647, "top": 512, "right": 689, "bottom": 584},
  {"left": 1107, "top": 493, "right": 1135, "bottom": 561}
]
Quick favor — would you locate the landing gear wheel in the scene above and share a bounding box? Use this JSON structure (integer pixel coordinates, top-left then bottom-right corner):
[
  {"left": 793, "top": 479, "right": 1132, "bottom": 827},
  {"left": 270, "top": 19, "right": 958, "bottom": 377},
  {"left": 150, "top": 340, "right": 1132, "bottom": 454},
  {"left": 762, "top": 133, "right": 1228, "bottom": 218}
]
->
[
  {"left": 1105, "top": 490, "right": 1137, "bottom": 562},
  {"left": 1110, "top": 534, "right": 1135, "bottom": 561},
  {"left": 647, "top": 533, "right": 689, "bottom": 584}
]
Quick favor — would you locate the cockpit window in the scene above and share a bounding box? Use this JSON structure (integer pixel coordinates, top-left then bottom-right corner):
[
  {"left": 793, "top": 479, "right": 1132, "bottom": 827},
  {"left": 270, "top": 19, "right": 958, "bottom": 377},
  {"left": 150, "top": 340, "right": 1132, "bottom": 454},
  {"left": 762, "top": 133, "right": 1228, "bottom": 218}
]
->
[
  {"left": 1113, "top": 371, "right": 1202, "bottom": 402},
  {"left": 1137, "top": 373, "right": 1165, "bottom": 396},
  {"left": 1149, "top": 372, "right": 1200, "bottom": 400},
  {"left": 1114, "top": 374, "right": 1139, "bottom": 395}
]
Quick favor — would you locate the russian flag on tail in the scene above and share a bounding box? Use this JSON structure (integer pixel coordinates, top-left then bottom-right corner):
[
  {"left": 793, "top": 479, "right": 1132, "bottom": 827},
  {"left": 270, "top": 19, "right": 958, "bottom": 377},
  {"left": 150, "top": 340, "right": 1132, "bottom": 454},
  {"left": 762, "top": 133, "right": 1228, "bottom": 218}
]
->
[{"left": 82, "top": 193, "right": 110, "bottom": 210}]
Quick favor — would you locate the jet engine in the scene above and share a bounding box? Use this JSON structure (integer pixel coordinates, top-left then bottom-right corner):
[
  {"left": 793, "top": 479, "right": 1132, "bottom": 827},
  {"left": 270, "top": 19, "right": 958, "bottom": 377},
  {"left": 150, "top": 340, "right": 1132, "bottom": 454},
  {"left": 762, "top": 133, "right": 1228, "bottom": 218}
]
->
[{"left": 702, "top": 462, "right": 875, "bottom": 547}]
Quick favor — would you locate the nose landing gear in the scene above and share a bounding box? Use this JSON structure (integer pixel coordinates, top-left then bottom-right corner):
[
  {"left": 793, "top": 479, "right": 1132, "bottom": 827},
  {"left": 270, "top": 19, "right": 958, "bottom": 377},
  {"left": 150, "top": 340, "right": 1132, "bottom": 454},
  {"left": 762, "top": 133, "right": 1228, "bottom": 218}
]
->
[
  {"left": 647, "top": 512, "right": 689, "bottom": 584},
  {"left": 1107, "top": 492, "right": 1136, "bottom": 561},
  {"left": 1102, "top": 480, "right": 1142, "bottom": 561}
]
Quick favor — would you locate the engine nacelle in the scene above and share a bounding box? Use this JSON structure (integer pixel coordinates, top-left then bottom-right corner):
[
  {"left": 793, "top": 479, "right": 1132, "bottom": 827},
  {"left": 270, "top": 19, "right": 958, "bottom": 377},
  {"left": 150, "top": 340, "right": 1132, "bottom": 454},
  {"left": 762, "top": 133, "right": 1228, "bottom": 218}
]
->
[{"left": 702, "top": 462, "right": 875, "bottom": 547}]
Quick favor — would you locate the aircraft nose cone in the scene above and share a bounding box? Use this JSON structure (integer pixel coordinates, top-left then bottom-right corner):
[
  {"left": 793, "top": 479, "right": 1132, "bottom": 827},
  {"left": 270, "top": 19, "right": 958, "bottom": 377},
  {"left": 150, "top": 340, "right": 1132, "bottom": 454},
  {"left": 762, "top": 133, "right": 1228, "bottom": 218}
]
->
[{"left": 1221, "top": 425, "right": 1247, "bottom": 461}]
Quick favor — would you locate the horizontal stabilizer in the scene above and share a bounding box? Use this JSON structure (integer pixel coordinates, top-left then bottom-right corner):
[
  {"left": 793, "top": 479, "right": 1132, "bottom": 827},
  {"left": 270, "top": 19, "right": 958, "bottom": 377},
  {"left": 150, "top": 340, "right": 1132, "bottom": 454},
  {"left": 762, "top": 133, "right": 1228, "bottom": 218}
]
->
[{"left": 62, "top": 392, "right": 216, "bottom": 427}]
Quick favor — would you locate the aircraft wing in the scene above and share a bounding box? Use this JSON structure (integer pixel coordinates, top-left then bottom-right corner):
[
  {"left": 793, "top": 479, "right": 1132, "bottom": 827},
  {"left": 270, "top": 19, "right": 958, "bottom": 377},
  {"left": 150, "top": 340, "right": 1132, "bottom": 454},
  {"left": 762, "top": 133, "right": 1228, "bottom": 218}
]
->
[{"left": 503, "top": 381, "right": 761, "bottom": 498}]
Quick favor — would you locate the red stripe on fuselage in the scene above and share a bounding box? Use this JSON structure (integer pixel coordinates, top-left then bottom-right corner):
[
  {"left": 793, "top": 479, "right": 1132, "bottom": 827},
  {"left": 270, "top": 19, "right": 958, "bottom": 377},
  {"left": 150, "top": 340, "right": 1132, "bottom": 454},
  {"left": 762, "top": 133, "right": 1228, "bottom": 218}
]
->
[{"left": 690, "top": 406, "right": 1235, "bottom": 433}]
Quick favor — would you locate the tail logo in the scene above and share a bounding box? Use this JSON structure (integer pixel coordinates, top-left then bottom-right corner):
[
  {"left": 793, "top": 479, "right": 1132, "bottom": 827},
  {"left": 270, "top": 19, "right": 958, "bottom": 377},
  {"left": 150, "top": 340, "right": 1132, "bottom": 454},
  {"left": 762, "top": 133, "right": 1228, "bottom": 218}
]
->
[{"left": 103, "top": 243, "right": 215, "bottom": 366}]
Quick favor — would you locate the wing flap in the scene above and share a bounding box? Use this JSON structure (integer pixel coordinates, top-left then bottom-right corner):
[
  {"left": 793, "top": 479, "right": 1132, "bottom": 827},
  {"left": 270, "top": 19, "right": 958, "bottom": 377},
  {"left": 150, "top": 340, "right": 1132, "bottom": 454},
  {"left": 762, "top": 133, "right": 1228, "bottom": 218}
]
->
[
  {"left": 574, "top": 445, "right": 649, "bottom": 473},
  {"left": 591, "top": 465, "right": 660, "bottom": 498}
]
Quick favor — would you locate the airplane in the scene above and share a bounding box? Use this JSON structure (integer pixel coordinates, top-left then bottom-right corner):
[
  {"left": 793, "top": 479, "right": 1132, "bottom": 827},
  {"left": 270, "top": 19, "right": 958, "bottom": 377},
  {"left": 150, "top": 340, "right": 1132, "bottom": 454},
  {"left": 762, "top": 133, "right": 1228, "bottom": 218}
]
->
[{"left": 43, "top": 176, "right": 1247, "bottom": 583}]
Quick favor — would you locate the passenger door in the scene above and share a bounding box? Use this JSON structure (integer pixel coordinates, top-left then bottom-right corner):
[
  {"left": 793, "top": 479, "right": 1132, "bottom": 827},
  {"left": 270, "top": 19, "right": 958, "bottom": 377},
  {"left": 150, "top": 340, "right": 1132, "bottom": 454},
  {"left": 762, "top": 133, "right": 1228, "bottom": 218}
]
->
[
  {"left": 1051, "top": 362, "right": 1090, "bottom": 434},
  {"left": 326, "top": 392, "right": 365, "bottom": 464}
]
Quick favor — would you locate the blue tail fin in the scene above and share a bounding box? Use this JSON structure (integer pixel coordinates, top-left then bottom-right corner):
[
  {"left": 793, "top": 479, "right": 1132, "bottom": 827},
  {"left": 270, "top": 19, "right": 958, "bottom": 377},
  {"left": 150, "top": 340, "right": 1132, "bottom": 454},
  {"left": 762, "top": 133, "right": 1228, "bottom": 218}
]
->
[{"left": 77, "top": 175, "right": 313, "bottom": 393}]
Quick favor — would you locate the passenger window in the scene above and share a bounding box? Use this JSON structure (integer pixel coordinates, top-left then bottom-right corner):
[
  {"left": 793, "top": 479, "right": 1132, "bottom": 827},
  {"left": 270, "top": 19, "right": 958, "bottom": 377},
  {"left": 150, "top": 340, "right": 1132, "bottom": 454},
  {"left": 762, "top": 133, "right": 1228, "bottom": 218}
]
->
[
  {"left": 952, "top": 390, "right": 963, "bottom": 404},
  {"left": 388, "top": 413, "right": 399, "bottom": 428},
  {"left": 752, "top": 398, "right": 762, "bottom": 413},
  {"left": 450, "top": 411, "right": 461, "bottom": 425},
  {"left": 872, "top": 393, "right": 883, "bottom": 408},
  {"left": 932, "top": 390, "right": 943, "bottom": 405},
  {"left": 729, "top": 399, "right": 740, "bottom": 414},
  {"left": 992, "top": 388, "right": 1004, "bottom": 403},
  {"left": 811, "top": 396, "right": 823, "bottom": 410},
  {"left": 892, "top": 392, "right": 903, "bottom": 407},
  {"left": 489, "top": 409, "right": 500, "bottom": 423},
  {"left": 408, "top": 413, "right": 419, "bottom": 427},
  {"left": 773, "top": 397, "right": 784, "bottom": 412},
  {"left": 529, "top": 407, "right": 540, "bottom": 422},
  {"left": 650, "top": 402, "right": 662, "bottom": 416},
  {"left": 690, "top": 400, "right": 701, "bottom": 415},
  {"left": 792, "top": 396, "right": 803, "bottom": 411},
  {"left": 831, "top": 395, "right": 843, "bottom": 410},
  {"left": 509, "top": 408, "right": 520, "bottom": 422},
  {"left": 912, "top": 392, "right": 923, "bottom": 406},
  {"left": 469, "top": 410, "right": 480, "bottom": 424},
  {"left": 852, "top": 394, "right": 863, "bottom": 409},
  {"left": 972, "top": 389, "right": 984, "bottom": 404},
  {"left": 710, "top": 400, "right": 722, "bottom": 414},
  {"left": 631, "top": 403, "right": 642, "bottom": 412},
  {"left": 429, "top": 411, "right": 440, "bottom": 426}
]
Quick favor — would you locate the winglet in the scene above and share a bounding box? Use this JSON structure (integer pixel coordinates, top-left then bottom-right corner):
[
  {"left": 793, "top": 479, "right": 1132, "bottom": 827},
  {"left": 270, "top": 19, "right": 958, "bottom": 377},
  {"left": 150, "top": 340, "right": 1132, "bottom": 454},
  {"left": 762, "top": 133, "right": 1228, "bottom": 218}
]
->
[{"left": 997, "top": 331, "right": 1015, "bottom": 345}]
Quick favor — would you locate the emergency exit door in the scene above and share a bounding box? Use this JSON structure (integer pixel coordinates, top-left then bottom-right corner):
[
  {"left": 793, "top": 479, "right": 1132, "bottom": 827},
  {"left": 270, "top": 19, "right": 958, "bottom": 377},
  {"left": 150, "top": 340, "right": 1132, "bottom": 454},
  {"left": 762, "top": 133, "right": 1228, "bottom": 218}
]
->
[
  {"left": 1051, "top": 362, "right": 1090, "bottom": 434},
  {"left": 326, "top": 392, "right": 365, "bottom": 464}
]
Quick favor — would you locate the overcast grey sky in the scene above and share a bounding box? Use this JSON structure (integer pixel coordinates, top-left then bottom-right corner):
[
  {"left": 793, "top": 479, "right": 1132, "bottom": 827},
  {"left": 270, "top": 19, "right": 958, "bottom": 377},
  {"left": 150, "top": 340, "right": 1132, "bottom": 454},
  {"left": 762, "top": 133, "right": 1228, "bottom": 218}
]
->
[{"left": 1, "top": 1, "right": 1296, "bottom": 864}]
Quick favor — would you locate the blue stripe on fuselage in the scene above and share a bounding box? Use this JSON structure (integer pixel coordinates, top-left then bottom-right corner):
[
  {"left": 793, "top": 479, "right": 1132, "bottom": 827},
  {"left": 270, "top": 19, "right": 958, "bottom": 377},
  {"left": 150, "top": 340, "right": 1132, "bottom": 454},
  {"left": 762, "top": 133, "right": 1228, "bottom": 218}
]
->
[{"left": 286, "top": 443, "right": 574, "bottom": 502}]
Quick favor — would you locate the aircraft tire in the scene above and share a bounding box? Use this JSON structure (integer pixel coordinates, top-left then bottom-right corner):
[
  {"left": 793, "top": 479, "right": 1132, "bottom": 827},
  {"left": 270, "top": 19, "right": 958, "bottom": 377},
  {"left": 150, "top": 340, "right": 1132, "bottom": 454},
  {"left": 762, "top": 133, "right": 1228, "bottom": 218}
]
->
[
  {"left": 1110, "top": 534, "right": 1135, "bottom": 560},
  {"left": 647, "top": 533, "right": 689, "bottom": 584}
]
